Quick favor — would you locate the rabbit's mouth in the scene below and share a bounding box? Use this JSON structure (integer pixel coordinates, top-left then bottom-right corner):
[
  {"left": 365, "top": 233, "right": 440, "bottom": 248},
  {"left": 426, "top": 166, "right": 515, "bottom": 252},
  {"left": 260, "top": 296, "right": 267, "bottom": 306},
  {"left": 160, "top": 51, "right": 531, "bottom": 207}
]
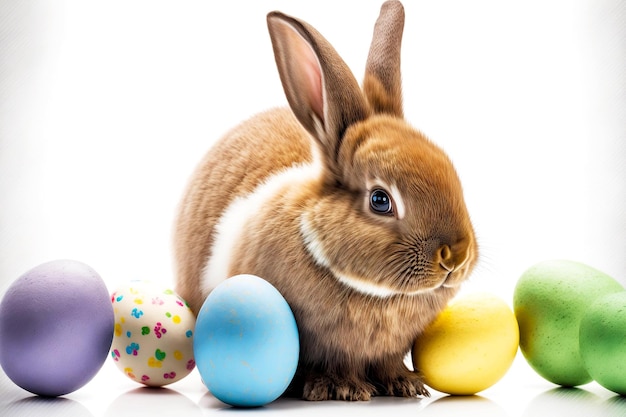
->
[{"left": 441, "top": 272, "right": 467, "bottom": 290}]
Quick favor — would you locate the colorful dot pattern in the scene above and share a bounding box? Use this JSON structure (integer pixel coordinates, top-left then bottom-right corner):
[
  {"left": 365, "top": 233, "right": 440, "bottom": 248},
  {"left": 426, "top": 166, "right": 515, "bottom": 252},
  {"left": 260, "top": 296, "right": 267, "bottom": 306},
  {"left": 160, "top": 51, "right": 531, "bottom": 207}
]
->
[{"left": 110, "top": 281, "right": 196, "bottom": 387}]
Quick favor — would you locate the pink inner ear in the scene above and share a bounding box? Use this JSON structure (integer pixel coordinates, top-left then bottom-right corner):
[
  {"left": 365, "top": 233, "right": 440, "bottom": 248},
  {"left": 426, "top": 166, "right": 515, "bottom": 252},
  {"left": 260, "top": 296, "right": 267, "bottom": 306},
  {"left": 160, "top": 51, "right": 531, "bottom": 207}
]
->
[{"left": 295, "top": 36, "right": 324, "bottom": 124}]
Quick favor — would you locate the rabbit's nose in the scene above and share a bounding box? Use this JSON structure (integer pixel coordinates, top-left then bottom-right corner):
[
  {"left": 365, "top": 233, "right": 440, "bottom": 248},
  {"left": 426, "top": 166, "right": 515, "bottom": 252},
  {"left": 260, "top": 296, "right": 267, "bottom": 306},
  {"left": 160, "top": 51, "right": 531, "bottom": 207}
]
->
[
  {"left": 441, "top": 238, "right": 476, "bottom": 289},
  {"left": 436, "top": 244, "right": 454, "bottom": 272},
  {"left": 436, "top": 238, "right": 473, "bottom": 276}
]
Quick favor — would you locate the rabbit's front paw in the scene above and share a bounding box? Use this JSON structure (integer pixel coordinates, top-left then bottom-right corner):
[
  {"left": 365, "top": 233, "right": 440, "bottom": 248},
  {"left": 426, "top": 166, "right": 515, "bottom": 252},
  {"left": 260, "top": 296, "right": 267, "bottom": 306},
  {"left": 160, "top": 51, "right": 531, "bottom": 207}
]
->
[
  {"left": 303, "top": 374, "right": 375, "bottom": 401},
  {"left": 375, "top": 367, "right": 430, "bottom": 398},
  {"left": 389, "top": 373, "right": 430, "bottom": 398}
]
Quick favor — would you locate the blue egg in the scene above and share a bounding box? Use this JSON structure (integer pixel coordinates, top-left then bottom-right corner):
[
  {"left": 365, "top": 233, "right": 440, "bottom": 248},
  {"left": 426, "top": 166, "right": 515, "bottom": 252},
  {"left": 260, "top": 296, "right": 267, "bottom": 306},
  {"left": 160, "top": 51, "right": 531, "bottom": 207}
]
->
[{"left": 194, "top": 274, "right": 299, "bottom": 407}]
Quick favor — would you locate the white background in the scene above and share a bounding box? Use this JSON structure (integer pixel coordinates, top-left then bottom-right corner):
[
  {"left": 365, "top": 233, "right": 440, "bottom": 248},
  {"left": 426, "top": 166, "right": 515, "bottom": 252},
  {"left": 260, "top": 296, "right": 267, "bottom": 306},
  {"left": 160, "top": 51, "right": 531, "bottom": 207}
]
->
[{"left": 0, "top": 0, "right": 625, "bottom": 416}]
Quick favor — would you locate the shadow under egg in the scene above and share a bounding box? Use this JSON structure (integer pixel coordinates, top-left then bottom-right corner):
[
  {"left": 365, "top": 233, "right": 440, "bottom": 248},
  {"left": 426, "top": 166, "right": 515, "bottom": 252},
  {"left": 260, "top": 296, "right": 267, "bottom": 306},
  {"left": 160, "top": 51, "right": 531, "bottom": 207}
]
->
[
  {"left": 5, "top": 396, "right": 93, "bottom": 417},
  {"left": 421, "top": 394, "right": 508, "bottom": 417},
  {"left": 104, "top": 386, "right": 202, "bottom": 417},
  {"left": 601, "top": 395, "right": 626, "bottom": 416},
  {"left": 522, "top": 387, "right": 602, "bottom": 417}
]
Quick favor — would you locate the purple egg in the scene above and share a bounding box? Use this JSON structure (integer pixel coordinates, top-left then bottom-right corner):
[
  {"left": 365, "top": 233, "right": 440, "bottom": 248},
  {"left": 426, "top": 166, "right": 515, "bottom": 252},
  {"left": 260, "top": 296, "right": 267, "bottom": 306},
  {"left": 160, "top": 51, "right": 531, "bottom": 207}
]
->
[{"left": 0, "top": 260, "right": 114, "bottom": 397}]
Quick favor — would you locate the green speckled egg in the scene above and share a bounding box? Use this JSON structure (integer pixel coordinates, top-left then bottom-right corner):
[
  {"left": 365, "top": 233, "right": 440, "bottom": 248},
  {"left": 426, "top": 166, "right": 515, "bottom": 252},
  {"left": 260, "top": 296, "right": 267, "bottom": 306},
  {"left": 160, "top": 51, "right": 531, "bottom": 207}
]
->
[
  {"left": 513, "top": 260, "right": 623, "bottom": 386},
  {"left": 580, "top": 291, "right": 626, "bottom": 395}
]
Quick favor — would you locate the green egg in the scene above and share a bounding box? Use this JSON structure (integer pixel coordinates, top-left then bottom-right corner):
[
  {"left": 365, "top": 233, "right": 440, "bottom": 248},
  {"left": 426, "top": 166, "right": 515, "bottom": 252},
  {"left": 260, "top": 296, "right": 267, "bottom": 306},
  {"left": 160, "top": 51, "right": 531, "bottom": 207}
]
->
[
  {"left": 513, "top": 260, "right": 623, "bottom": 387},
  {"left": 580, "top": 291, "right": 626, "bottom": 395}
]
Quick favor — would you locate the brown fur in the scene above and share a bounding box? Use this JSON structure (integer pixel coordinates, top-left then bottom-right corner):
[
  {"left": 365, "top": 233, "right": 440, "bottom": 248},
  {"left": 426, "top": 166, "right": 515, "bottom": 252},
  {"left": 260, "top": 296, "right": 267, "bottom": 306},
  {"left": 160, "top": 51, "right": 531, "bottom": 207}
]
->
[{"left": 174, "top": 1, "right": 477, "bottom": 401}]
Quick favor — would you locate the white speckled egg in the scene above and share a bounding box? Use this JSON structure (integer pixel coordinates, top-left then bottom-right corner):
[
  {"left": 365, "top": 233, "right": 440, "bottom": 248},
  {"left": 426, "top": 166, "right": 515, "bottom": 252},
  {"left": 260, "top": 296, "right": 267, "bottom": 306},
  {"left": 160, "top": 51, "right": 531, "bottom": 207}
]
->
[{"left": 110, "top": 281, "right": 196, "bottom": 386}]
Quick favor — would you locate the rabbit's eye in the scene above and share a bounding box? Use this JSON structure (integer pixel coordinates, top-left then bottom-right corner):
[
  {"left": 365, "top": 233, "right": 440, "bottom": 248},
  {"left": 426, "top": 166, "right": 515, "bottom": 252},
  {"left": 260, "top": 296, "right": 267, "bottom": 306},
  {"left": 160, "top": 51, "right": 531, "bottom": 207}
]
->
[{"left": 370, "top": 189, "right": 393, "bottom": 215}]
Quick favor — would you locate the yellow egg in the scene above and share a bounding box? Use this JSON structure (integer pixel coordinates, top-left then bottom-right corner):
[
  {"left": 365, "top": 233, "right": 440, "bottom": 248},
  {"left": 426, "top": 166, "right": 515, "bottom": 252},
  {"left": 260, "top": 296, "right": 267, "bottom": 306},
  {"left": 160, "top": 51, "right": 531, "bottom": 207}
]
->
[{"left": 412, "top": 292, "right": 519, "bottom": 395}]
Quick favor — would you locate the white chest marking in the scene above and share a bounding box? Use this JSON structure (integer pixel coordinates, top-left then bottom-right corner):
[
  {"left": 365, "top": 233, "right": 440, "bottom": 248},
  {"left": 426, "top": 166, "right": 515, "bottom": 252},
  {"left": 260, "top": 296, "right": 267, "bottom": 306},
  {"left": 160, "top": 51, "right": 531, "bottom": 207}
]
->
[
  {"left": 335, "top": 272, "right": 433, "bottom": 298},
  {"left": 200, "top": 161, "right": 320, "bottom": 296}
]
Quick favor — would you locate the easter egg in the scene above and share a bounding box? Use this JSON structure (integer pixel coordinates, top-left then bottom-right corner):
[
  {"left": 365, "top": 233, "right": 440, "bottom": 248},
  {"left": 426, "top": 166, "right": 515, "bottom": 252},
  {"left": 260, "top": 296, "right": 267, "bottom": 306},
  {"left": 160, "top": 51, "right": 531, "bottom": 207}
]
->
[
  {"left": 579, "top": 291, "right": 626, "bottom": 395},
  {"left": 412, "top": 292, "right": 519, "bottom": 396},
  {"left": 194, "top": 274, "right": 299, "bottom": 407},
  {"left": 110, "top": 281, "right": 196, "bottom": 386},
  {"left": 0, "top": 260, "right": 114, "bottom": 397},
  {"left": 513, "top": 260, "right": 623, "bottom": 386}
]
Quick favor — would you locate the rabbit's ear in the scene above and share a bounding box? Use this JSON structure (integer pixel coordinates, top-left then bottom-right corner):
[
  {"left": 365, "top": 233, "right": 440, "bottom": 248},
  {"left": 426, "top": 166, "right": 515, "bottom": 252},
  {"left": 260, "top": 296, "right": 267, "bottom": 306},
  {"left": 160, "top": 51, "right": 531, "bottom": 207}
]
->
[
  {"left": 363, "top": 0, "right": 405, "bottom": 117},
  {"left": 267, "top": 12, "right": 369, "bottom": 176}
]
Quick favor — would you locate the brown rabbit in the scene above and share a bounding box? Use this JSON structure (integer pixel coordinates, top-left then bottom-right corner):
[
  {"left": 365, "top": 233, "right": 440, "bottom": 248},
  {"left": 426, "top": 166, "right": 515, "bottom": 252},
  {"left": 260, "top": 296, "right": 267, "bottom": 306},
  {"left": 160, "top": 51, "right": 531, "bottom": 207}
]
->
[{"left": 174, "top": 0, "right": 477, "bottom": 401}]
